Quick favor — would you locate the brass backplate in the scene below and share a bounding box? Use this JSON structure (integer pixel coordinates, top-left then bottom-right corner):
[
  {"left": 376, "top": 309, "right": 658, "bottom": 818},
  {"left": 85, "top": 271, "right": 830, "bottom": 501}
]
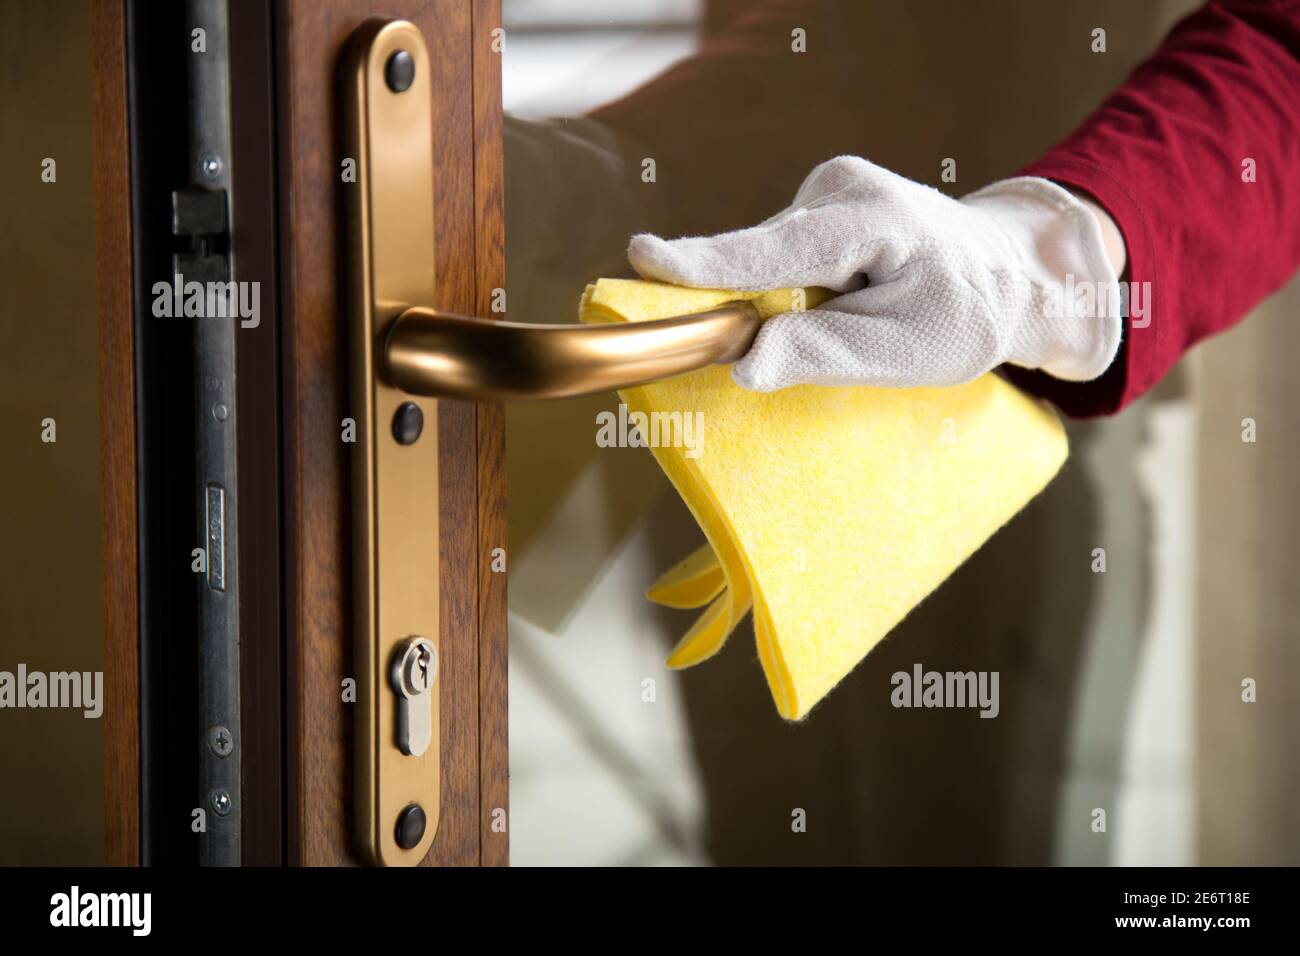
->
[{"left": 345, "top": 18, "right": 440, "bottom": 866}]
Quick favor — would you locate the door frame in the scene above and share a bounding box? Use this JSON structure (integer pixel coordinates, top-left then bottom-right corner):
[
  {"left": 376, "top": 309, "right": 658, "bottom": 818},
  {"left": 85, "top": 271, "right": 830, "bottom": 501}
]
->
[
  {"left": 95, "top": 0, "right": 508, "bottom": 867},
  {"left": 92, "top": 0, "right": 141, "bottom": 868}
]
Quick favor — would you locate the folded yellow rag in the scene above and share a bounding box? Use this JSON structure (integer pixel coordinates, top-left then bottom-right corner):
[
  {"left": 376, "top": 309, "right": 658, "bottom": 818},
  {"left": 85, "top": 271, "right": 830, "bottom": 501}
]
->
[{"left": 580, "top": 278, "right": 1068, "bottom": 720}]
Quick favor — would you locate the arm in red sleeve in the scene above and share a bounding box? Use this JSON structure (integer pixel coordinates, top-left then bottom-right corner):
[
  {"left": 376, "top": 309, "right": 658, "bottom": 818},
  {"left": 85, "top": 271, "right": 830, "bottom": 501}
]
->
[{"left": 1008, "top": 0, "right": 1300, "bottom": 416}]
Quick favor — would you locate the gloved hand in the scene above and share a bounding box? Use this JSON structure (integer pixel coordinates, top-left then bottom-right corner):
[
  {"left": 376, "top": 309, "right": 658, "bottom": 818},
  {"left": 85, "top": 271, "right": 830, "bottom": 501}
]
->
[{"left": 628, "top": 156, "right": 1123, "bottom": 392}]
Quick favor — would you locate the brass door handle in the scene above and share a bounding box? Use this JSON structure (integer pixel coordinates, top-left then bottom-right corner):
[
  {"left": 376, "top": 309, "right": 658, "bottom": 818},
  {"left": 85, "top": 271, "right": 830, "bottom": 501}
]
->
[{"left": 383, "top": 302, "right": 762, "bottom": 402}]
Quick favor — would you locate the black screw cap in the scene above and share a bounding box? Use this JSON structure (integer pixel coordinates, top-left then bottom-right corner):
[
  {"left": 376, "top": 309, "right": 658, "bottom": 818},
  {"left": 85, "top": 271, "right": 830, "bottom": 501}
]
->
[
  {"left": 385, "top": 50, "right": 415, "bottom": 93},
  {"left": 392, "top": 401, "right": 424, "bottom": 445},
  {"left": 396, "top": 803, "right": 427, "bottom": 850}
]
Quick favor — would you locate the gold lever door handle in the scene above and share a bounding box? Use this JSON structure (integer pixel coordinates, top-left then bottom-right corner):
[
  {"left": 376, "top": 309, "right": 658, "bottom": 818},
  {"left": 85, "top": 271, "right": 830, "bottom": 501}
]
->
[{"left": 383, "top": 301, "right": 763, "bottom": 402}]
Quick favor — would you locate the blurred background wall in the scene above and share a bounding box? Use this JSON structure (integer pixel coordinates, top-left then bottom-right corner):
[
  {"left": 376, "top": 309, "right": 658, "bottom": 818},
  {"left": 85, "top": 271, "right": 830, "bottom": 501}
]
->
[
  {"left": 1195, "top": 273, "right": 1300, "bottom": 864},
  {"left": 0, "top": 0, "right": 104, "bottom": 865}
]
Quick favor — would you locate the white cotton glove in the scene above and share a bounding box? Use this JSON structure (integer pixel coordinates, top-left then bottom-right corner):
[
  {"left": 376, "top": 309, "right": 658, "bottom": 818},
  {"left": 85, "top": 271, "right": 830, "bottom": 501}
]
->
[{"left": 627, "top": 156, "right": 1122, "bottom": 391}]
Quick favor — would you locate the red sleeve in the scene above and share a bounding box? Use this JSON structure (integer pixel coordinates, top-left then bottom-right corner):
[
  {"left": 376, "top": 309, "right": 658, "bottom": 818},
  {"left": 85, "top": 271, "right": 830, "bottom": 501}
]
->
[{"left": 1005, "top": 0, "right": 1300, "bottom": 416}]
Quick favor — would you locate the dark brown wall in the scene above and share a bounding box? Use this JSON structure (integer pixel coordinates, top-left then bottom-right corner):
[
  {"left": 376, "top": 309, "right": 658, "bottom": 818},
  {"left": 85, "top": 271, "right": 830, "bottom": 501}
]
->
[{"left": 0, "top": 0, "right": 105, "bottom": 866}]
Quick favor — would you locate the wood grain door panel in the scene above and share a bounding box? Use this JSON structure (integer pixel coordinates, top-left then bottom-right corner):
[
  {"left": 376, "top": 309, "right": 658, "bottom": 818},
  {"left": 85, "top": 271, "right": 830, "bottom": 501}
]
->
[{"left": 275, "top": 0, "right": 506, "bottom": 866}]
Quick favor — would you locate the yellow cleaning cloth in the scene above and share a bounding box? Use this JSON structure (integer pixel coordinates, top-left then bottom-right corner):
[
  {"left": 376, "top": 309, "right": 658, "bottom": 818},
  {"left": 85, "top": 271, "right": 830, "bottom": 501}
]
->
[{"left": 580, "top": 279, "right": 1068, "bottom": 720}]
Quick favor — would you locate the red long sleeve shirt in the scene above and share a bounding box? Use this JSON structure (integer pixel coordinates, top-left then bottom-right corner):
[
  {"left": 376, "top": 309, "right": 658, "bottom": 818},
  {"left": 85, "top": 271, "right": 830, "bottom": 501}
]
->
[{"left": 1009, "top": 0, "right": 1300, "bottom": 415}]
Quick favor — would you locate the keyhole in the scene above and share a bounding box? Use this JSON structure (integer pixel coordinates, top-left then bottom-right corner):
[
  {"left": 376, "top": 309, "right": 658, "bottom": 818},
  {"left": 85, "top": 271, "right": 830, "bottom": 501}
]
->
[
  {"left": 395, "top": 639, "right": 435, "bottom": 698},
  {"left": 390, "top": 637, "right": 437, "bottom": 758},
  {"left": 413, "top": 649, "right": 430, "bottom": 693}
]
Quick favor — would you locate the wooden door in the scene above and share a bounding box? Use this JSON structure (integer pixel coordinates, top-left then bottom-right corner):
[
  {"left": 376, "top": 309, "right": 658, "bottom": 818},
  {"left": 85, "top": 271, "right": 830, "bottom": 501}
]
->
[
  {"left": 274, "top": 0, "right": 508, "bottom": 868},
  {"left": 96, "top": 0, "right": 507, "bottom": 867}
]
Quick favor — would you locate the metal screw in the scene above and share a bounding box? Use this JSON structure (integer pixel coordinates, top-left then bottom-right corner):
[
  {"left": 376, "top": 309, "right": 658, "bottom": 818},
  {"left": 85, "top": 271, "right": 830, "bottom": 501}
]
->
[
  {"left": 209, "top": 788, "right": 233, "bottom": 816},
  {"left": 392, "top": 401, "right": 424, "bottom": 445},
  {"left": 199, "top": 152, "right": 223, "bottom": 179},
  {"left": 207, "top": 725, "right": 234, "bottom": 757},
  {"left": 212, "top": 401, "right": 229, "bottom": 422},
  {"left": 396, "top": 803, "right": 426, "bottom": 849},
  {"left": 385, "top": 50, "right": 415, "bottom": 93}
]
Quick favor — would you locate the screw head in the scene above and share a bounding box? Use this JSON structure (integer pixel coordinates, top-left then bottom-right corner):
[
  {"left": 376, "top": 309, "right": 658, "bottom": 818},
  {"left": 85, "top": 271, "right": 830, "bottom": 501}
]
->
[
  {"left": 385, "top": 50, "right": 415, "bottom": 93},
  {"left": 392, "top": 401, "right": 424, "bottom": 445},
  {"left": 212, "top": 401, "right": 229, "bottom": 422},
  {"left": 207, "top": 725, "right": 234, "bottom": 757},
  {"left": 199, "top": 152, "right": 223, "bottom": 179},
  {"left": 396, "top": 803, "right": 427, "bottom": 850},
  {"left": 209, "top": 789, "right": 233, "bottom": 816}
]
